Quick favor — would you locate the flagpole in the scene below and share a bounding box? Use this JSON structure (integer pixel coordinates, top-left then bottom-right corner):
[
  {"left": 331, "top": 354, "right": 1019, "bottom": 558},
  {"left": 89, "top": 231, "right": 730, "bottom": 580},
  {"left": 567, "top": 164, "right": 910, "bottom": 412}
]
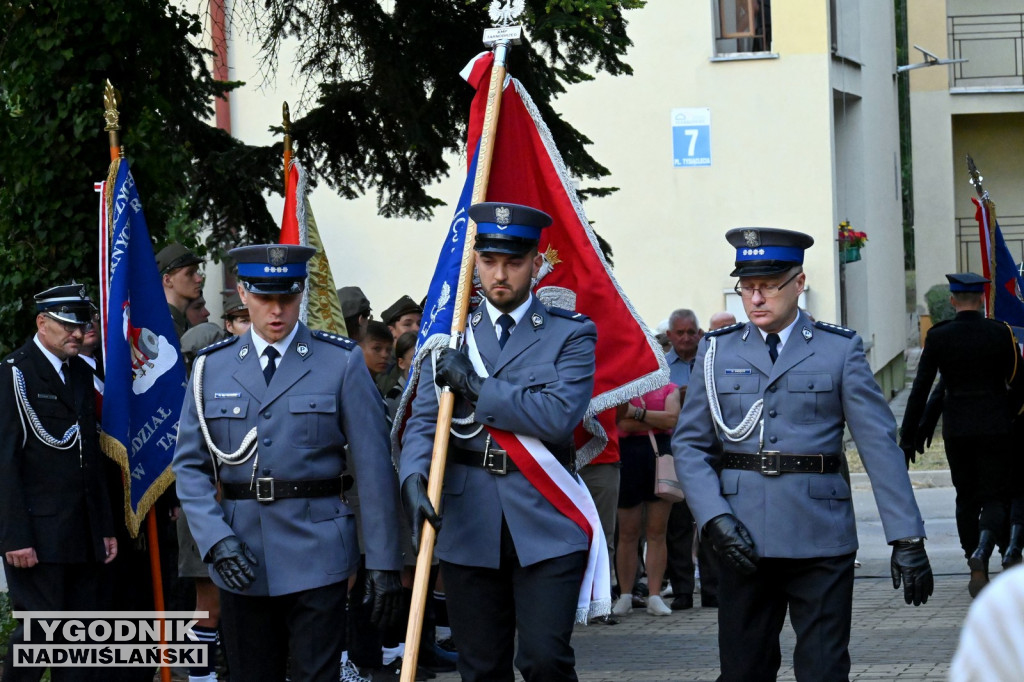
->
[
  {"left": 400, "top": 16, "right": 523, "bottom": 682},
  {"left": 283, "top": 102, "right": 292, "bottom": 193},
  {"left": 103, "top": 82, "right": 173, "bottom": 682},
  {"left": 967, "top": 155, "right": 997, "bottom": 317}
]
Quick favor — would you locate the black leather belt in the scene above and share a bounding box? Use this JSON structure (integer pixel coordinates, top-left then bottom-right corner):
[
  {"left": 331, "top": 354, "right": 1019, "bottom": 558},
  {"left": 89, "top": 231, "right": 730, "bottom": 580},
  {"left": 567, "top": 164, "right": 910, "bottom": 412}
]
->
[
  {"left": 221, "top": 476, "right": 343, "bottom": 502},
  {"left": 449, "top": 442, "right": 575, "bottom": 476},
  {"left": 722, "top": 451, "right": 842, "bottom": 476}
]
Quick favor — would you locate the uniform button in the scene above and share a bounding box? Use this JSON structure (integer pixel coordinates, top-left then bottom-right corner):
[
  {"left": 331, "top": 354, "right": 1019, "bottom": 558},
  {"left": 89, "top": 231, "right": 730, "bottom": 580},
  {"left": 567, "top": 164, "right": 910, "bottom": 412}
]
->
[
  {"left": 263, "top": 412, "right": 271, "bottom": 419},
  {"left": 220, "top": 407, "right": 227, "bottom": 414},
  {"left": 486, "top": 416, "right": 495, "bottom": 423},
  {"left": 832, "top": 488, "right": 837, "bottom": 495},
  {"left": 529, "top": 375, "right": 535, "bottom": 381},
  {"left": 768, "top": 409, "right": 777, "bottom": 418},
  {"left": 232, "top": 406, "right": 241, "bottom": 415},
  {"left": 309, "top": 401, "right": 316, "bottom": 408},
  {"left": 263, "top": 438, "right": 272, "bottom": 446},
  {"left": 768, "top": 436, "right": 777, "bottom": 443},
  {"left": 808, "top": 383, "right": 814, "bottom": 389},
  {"left": 768, "top": 385, "right": 777, "bottom": 393},
  {"left": 733, "top": 383, "right": 740, "bottom": 390}
]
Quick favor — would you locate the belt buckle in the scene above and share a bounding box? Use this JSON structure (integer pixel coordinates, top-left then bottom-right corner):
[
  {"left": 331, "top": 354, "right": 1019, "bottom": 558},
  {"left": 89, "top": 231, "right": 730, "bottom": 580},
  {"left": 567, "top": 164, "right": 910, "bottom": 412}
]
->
[
  {"left": 759, "top": 451, "right": 781, "bottom": 476},
  {"left": 484, "top": 448, "right": 508, "bottom": 475},
  {"left": 256, "top": 477, "right": 275, "bottom": 502}
]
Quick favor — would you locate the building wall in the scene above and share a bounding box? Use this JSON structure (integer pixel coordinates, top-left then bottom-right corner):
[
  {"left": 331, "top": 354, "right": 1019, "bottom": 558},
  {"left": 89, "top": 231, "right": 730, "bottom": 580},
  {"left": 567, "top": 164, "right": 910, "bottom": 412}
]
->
[{"left": 194, "top": 0, "right": 906, "bottom": 372}]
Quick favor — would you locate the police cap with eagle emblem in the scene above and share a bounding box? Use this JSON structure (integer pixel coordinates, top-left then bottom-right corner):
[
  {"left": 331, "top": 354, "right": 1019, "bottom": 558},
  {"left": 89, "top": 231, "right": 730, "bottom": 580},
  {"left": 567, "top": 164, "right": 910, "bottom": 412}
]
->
[
  {"left": 469, "top": 202, "right": 552, "bottom": 255},
  {"left": 34, "top": 283, "right": 93, "bottom": 326},
  {"left": 726, "top": 227, "right": 815, "bottom": 277},
  {"left": 229, "top": 244, "right": 316, "bottom": 295}
]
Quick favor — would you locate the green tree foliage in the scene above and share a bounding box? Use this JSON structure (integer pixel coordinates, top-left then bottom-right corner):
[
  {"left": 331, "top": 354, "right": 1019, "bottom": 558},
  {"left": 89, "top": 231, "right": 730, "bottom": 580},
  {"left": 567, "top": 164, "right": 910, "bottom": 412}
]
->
[
  {"left": 239, "top": 0, "right": 643, "bottom": 218},
  {"left": 0, "top": 0, "right": 278, "bottom": 354},
  {"left": 0, "top": 0, "right": 641, "bottom": 354}
]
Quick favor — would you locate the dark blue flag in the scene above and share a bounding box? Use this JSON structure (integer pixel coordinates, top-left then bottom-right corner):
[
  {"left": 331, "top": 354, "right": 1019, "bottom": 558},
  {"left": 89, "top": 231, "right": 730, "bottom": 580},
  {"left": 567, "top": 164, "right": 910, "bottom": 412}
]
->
[
  {"left": 101, "top": 161, "right": 186, "bottom": 537},
  {"left": 993, "top": 226, "right": 1024, "bottom": 329}
]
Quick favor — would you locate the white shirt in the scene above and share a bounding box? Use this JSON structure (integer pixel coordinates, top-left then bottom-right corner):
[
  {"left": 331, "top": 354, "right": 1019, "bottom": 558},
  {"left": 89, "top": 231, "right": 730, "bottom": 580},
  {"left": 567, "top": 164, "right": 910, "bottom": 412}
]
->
[
  {"left": 484, "top": 295, "right": 533, "bottom": 342},
  {"left": 756, "top": 314, "right": 800, "bottom": 356},
  {"left": 33, "top": 334, "right": 67, "bottom": 382},
  {"left": 250, "top": 324, "right": 300, "bottom": 372}
]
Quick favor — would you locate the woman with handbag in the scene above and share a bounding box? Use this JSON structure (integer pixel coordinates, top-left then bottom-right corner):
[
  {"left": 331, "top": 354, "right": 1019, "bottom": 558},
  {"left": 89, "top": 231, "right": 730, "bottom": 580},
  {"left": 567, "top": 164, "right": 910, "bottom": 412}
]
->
[{"left": 611, "top": 383, "right": 682, "bottom": 617}]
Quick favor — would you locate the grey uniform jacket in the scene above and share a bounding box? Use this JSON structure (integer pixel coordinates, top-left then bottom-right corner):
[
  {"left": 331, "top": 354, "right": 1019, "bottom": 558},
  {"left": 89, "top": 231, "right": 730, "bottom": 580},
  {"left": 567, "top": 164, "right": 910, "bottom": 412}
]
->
[
  {"left": 399, "top": 297, "right": 597, "bottom": 569},
  {"left": 672, "top": 312, "right": 925, "bottom": 559},
  {"left": 173, "top": 324, "right": 402, "bottom": 596}
]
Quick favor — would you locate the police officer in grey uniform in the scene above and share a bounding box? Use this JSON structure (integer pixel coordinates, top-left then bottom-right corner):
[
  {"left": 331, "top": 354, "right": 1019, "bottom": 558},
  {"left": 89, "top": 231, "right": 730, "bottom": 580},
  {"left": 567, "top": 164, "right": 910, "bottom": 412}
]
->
[
  {"left": 172, "top": 244, "right": 403, "bottom": 682},
  {"left": 673, "top": 228, "right": 933, "bottom": 682},
  {"left": 400, "top": 202, "right": 597, "bottom": 682}
]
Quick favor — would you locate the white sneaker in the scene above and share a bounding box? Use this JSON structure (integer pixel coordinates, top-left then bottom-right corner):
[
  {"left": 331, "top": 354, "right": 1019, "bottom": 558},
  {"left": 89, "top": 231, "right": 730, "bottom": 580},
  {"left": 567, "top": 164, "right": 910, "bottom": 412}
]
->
[
  {"left": 340, "top": 659, "right": 371, "bottom": 682},
  {"left": 611, "top": 593, "right": 633, "bottom": 616},
  {"left": 646, "top": 595, "right": 672, "bottom": 616}
]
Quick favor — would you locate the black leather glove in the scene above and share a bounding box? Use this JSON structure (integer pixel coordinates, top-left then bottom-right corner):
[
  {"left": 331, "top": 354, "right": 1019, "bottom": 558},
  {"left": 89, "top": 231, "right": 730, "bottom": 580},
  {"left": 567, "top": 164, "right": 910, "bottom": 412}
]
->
[
  {"left": 705, "top": 514, "right": 759, "bottom": 576},
  {"left": 890, "top": 538, "right": 933, "bottom": 606},
  {"left": 402, "top": 474, "right": 441, "bottom": 554},
  {"left": 364, "top": 569, "right": 403, "bottom": 630},
  {"left": 899, "top": 442, "right": 917, "bottom": 469},
  {"left": 208, "top": 536, "right": 258, "bottom": 591},
  {"left": 434, "top": 348, "right": 484, "bottom": 402}
]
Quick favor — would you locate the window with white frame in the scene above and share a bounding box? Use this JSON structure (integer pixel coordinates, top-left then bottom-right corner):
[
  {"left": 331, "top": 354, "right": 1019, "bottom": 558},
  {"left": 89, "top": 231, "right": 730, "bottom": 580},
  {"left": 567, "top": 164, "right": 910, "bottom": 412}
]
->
[{"left": 714, "top": 0, "right": 772, "bottom": 55}]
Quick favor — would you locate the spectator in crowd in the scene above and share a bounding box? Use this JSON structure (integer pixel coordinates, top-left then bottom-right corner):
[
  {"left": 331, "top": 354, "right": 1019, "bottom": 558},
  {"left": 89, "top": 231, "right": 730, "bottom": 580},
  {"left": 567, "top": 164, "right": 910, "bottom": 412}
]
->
[
  {"left": 612, "top": 383, "right": 682, "bottom": 617},
  {"left": 361, "top": 321, "right": 394, "bottom": 378},
  {"left": 156, "top": 243, "right": 204, "bottom": 338},
  {"left": 338, "top": 286, "right": 373, "bottom": 343},
  {"left": 708, "top": 311, "right": 737, "bottom": 331},
  {"left": 384, "top": 331, "right": 419, "bottom": 415},
  {"left": 185, "top": 296, "right": 212, "bottom": 328},
  {"left": 222, "top": 292, "right": 251, "bottom": 337},
  {"left": 377, "top": 296, "right": 423, "bottom": 396}
]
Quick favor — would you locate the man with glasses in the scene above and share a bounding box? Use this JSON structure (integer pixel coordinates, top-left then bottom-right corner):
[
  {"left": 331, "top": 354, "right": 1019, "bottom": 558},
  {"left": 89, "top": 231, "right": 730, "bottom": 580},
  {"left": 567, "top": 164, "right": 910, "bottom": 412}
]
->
[
  {"left": 0, "top": 284, "right": 118, "bottom": 680},
  {"left": 673, "top": 228, "right": 933, "bottom": 681}
]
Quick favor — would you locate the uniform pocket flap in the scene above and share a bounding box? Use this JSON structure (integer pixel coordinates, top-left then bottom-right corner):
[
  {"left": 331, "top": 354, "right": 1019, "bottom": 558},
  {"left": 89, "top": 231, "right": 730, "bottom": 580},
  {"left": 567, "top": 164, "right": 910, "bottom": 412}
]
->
[
  {"left": 506, "top": 363, "right": 559, "bottom": 387},
  {"left": 443, "top": 463, "right": 469, "bottom": 495},
  {"left": 719, "top": 469, "right": 740, "bottom": 495},
  {"left": 787, "top": 373, "right": 833, "bottom": 393},
  {"left": 309, "top": 496, "right": 349, "bottom": 522},
  {"left": 289, "top": 395, "right": 338, "bottom": 414},
  {"left": 808, "top": 476, "right": 851, "bottom": 500},
  {"left": 716, "top": 375, "right": 760, "bottom": 394},
  {"left": 204, "top": 399, "right": 249, "bottom": 419}
]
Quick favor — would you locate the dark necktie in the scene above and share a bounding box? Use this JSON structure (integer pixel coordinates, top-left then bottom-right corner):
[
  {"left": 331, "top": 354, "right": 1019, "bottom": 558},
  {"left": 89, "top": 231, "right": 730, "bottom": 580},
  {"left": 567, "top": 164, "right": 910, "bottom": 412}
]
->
[
  {"left": 263, "top": 347, "right": 280, "bottom": 385},
  {"left": 766, "top": 333, "right": 780, "bottom": 364},
  {"left": 60, "top": 361, "right": 71, "bottom": 384},
  {"left": 496, "top": 314, "right": 514, "bottom": 349}
]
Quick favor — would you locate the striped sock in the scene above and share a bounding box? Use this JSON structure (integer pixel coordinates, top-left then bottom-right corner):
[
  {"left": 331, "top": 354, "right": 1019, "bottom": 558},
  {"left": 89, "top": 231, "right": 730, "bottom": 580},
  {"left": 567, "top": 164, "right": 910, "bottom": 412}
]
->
[{"left": 191, "top": 625, "right": 218, "bottom": 677}]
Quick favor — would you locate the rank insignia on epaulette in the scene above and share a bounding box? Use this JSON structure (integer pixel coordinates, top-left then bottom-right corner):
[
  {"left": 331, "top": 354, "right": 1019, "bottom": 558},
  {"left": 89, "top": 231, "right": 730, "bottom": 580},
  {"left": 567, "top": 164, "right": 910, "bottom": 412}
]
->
[
  {"left": 239, "top": 344, "right": 250, "bottom": 360},
  {"left": 296, "top": 342, "right": 309, "bottom": 357},
  {"left": 531, "top": 313, "right": 543, "bottom": 327},
  {"left": 741, "top": 326, "right": 751, "bottom": 341},
  {"left": 472, "top": 311, "right": 483, "bottom": 327},
  {"left": 814, "top": 321, "right": 856, "bottom": 338},
  {"left": 802, "top": 326, "right": 813, "bottom": 341}
]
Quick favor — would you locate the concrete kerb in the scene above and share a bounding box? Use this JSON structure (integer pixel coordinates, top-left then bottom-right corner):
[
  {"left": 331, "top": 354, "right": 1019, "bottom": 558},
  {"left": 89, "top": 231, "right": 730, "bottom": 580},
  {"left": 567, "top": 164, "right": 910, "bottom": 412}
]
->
[{"left": 850, "top": 469, "right": 952, "bottom": 491}]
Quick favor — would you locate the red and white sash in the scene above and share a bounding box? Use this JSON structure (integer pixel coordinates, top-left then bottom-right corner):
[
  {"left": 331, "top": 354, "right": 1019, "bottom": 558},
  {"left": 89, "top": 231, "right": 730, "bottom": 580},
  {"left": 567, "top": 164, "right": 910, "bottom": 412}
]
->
[{"left": 463, "top": 323, "right": 610, "bottom": 623}]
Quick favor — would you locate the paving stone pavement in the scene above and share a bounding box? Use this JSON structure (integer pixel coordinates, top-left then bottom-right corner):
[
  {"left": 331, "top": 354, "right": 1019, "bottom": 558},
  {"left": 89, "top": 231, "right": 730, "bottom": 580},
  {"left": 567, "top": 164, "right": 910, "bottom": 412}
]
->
[{"left": 428, "top": 571, "right": 970, "bottom": 681}]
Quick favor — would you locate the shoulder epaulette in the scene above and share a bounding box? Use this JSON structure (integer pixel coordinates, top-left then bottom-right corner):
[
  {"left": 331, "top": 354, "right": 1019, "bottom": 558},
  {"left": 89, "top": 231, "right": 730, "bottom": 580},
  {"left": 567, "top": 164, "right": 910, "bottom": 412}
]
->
[
  {"left": 311, "top": 329, "right": 357, "bottom": 350},
  {"left": 196, "top": 335, "right": 240, "bottom": 356},
  {"left": 705, "top": 322, "right": 743, "bottom": 337},
  {"left": 814, "top": 321, "right": 856, "bottom": 338},
  {"left": 545, "top": 307, "right": 590, "bottom": 323},
  {"left": 3, "top": 348, "right": 29, "bottom": 366}
]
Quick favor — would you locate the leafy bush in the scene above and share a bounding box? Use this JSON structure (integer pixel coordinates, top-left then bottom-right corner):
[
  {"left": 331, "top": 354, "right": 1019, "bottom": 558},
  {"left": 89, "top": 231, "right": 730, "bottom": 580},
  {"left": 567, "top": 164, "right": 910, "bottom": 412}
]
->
[{"left": 925, "top": 284, "right": 954, "bottom": 323}]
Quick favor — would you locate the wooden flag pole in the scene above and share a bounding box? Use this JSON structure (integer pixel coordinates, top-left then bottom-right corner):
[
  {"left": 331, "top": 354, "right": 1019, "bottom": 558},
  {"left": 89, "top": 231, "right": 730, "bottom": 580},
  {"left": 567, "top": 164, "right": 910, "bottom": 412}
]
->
[
  {"left": 399, "top": 20, "right": 523, "bottom": 682},
  {"left": 103, "top": 80, "right": 172, "bottom": 682},
  {"left": 967, "top": 155, "right": 998, "bottom": 317},
  {"left": 283, "top": 102, "right": 292, "bottom": 192}
]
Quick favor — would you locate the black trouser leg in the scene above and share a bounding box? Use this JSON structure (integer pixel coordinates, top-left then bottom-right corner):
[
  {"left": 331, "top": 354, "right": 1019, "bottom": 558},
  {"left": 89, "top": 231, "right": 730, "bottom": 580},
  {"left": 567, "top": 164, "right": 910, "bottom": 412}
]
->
[{"left": 665, "top": 501, "right": 695, "bottom": 596}]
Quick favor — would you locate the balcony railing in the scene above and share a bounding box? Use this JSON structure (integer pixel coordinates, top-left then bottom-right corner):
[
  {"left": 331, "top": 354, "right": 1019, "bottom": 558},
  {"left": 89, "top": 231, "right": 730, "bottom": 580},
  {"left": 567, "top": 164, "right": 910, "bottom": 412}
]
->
[
  {"left": 957, "top": 215, "right": 1024, "bottom": 274},
  {"left": 948, "top": 13, "right": 1024, "bottom": 88}
]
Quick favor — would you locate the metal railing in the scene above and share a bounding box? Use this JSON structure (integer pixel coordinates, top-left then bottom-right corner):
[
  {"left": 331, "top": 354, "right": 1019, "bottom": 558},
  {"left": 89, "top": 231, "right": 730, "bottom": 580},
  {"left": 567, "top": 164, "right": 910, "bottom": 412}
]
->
[
  {"left": 948, "top": 13, "right": 1024, "bottom": 87},
  {"left": 956, "top": 215, "right": 1024, "bottom": 273}
]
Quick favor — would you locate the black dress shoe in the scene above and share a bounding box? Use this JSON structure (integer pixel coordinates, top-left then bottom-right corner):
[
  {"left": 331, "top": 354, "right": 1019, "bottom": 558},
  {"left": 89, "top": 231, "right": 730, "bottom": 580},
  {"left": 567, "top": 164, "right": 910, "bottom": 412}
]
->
[{"left": 670, "top": 595, "right": 693, "bottom": 610}]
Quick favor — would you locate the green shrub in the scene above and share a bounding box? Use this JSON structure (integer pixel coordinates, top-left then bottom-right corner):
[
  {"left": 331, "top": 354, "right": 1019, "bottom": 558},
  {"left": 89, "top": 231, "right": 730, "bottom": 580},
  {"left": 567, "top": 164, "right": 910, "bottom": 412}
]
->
[{"left": 925, "top": 284, "right": 955, "bottom": 323}]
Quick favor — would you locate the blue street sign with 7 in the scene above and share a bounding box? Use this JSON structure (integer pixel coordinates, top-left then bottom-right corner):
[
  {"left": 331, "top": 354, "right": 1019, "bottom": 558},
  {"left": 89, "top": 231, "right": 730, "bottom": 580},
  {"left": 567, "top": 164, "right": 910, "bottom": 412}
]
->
[{"left": 672, "top": 108, "right": 711, "bottom": 168}]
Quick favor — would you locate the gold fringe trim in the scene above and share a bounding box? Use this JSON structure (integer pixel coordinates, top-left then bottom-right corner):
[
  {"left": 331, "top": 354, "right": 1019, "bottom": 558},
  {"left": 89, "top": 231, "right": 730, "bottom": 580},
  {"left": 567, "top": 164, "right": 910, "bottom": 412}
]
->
[
  {"left": 100, "top": 430, "right": 176, "bottom": 539},
  {"left": 104, "top": 158, "right": 120, "bottom": 242}
]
